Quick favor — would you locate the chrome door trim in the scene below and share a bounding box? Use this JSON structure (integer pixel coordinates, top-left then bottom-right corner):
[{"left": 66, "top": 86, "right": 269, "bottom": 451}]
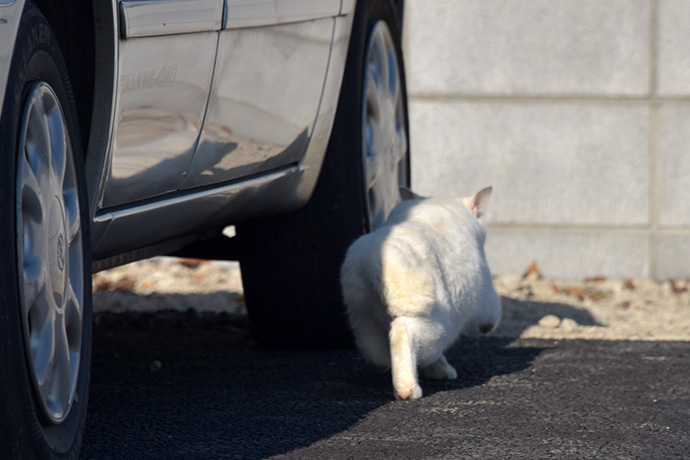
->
[
  {"left": 91, "top": 165, "right": 299, "bottom": 257},
  {"left": 120, "top": 0, "right": 224, "bottom": 38},
  {"left": 119, "top": 0, "right": 349, "bottom": 38},
  {"left": 340, "top": 0, "right": 355, "bottom": 15},
  {"left": 223, "top": 0, "right": 340, "bottom": 29}
]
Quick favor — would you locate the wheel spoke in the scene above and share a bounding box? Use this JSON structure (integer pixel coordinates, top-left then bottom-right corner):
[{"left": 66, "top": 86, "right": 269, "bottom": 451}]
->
[
  {"left": 29, "top": 297, "right": 56, "bottom": 386},
  {"left": 365, "top": 70, "right": 380, "bottom": 155},
  {"left": 20, "top": 163, "right": 50, "bottom": 311},
  {"left": 361, "top": 21, "right": 408, "bottom": 231},
  {"left": 47, "top": 100, "right": 67, "bottom": 187},
  {"left": 64, "top": 284, "right": 83, "bottom": 400},
  {"left": 394, "top": 124, "right": 407, "bottom": 164},
  {"left": 20, "top": 160, "right": 50, "bottom": 268},
  {"left": 371, "top": 33, "right": 389, "bottom": 97},
  {"left": 67, "top": 211, "right": 84, "bottom": 308},
  {"left": 387, "top": 49, "right": 399, "bottom": 104},
  {"left": 24, "top": 141, "right": 47, "bottom": 192},
  {"left": 367, "top": 61, "right": 381, "bottom": 95},
  {"left": 49, "top": 314, "right": 71, "bottom": 418},
  {"left": 64, "top": 188, "right": 81, "bottom": 243},
  {"left": 25, "top": 96, "right": 51, "bottom": 181},
  {"left": 21, "top": 251, "right": 47, "bottom": 317},
  {"left": 64, "top": 284, "right": 83, "bottom": 353},
  {"left": 20, "top": 148, "right": 45, "bottom": 219},
  {"left": 365, "top": 155, "right": 379, "bottom": 189}
]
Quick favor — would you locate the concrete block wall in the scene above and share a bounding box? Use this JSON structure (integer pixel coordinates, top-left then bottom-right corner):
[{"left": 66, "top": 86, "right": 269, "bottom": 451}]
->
[{"left": 403, "top": 0, "right": 690, "bottom": 280}]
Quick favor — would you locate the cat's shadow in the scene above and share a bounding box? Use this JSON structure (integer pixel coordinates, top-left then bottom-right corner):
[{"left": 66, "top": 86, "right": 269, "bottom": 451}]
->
[
  {"left": 356, "top": 295, "right": 600, "bottom": 400},
  {"left": 83, "top": 302, "right": 547, "bottom": 460},
  {"left": 494, "top": 295, "right": 603, "bottom": 338},
  {"left": 361, "top": 336, "right": 547, "bottom": 400}
]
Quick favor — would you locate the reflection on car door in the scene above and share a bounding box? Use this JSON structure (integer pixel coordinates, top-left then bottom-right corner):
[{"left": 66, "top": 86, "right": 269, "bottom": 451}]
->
[
  {"left": 101, "top": 0, "right": 223, "bottom": 208},
  {"left": 180, "top": 0, "right": 340, "bottom": 189}
]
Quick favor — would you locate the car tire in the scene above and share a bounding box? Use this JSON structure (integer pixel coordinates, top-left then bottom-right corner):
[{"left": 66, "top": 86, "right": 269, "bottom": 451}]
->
[
  {"left": 236, "top": 0, "right": 410, "bottom": 348},
  {"left": 0, "top": 3, "right": 92, "bottom": 458}
]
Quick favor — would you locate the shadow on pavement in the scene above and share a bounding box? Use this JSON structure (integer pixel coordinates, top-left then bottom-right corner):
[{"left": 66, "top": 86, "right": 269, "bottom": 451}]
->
[
  {"left": 82, "top": 309, "right": 545, "bottom": 460},
  {"left": 494, "top": 295, "right": 602, "bottom": 338}
]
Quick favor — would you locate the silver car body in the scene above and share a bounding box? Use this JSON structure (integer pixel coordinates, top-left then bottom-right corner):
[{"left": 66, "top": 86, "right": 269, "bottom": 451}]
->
[{"left": 0, "top": 0, "right": 357, "bottom": 265}]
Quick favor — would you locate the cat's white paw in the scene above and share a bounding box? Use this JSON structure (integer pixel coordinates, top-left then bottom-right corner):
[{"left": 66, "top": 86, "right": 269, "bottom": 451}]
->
[{"left": 396, "top": 384, "right": 423, "bottom": 401}]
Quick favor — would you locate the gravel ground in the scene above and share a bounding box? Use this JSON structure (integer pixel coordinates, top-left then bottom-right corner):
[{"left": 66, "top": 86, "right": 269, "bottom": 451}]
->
[{"left": 92, "top": 257, "right": 690, "bottom": 341}]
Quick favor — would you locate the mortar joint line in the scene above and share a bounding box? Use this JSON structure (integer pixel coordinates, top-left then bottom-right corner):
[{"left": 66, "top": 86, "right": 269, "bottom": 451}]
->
[{"left": 649, "top": 0, "right": 660, "bottom": 279}]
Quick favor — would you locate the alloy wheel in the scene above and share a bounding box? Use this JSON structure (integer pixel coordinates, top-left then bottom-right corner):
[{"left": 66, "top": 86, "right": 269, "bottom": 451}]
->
[
  {"left": 15, "top": 82, "right": 84, "bottom": 424},
  {"left": 361, "top": 20, "right": 409, "bottom": 230}
]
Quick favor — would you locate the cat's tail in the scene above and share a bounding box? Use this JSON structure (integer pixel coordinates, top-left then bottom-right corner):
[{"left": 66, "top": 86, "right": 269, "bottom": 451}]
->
[{"left": 379, "top": 244, "right": 436, "bottom": 318}]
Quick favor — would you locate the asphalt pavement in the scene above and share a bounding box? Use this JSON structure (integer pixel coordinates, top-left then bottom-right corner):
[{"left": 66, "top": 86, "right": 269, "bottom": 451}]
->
[{"left": 81, "top": 311, "right": 690, "bottom": 460}]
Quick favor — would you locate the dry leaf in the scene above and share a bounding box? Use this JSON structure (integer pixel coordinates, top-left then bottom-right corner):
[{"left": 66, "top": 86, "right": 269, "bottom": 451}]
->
[
  {"left": 670, "top": 279, "right": 688, "bottom": 294},
  {"left": 522, "top": 261, "right": 542, "bottom": 280},
  {"left": 516, "top": 285, "right": 534, "bottom": 298},
  {"left": 113, "top": 277, "right": 136, "bottom": 291},
  {"left": 585, "top": 289, "right": 609, "bottom": 302},
  {"left": 93, "top": 279, "right": 111, "bottom": 292},
  {"left": 178, "top": 258, "right": 206, "bottom": 269},
  {"left": 624, "top": 279, "right": 636, "bottom": 290},
  {"left": 584, "top": 276, "right": 607, "bottom": 283},
  {"left": 564, "top": 287, "right": 585, "bottom": 301}
]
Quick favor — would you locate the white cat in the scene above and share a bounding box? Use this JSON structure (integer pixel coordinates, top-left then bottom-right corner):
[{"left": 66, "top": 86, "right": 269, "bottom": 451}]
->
[{"left": 340, "top": 187, "right": 501, "bottom": 400}]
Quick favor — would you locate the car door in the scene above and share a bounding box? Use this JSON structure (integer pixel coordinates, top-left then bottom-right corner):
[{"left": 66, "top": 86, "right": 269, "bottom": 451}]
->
[
  {"left": 179, "top": 0, "right": 341, "bottom": 189},
  {"left": 100, "top": 0, "right": 223, "bottom": 208}
]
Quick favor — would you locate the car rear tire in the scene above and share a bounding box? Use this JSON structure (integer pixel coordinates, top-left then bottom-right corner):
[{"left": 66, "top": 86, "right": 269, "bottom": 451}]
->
[
  {"left": 236, "top": 0, "right": 410, "bottom": 348},
  {"left": 0, "top": 3, "right": 92, "bottom": 458}
]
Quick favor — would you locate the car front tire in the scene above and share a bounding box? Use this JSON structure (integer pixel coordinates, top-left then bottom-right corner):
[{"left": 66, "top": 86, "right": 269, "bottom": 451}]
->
[{"left": 0, "top": 3, "right": 92, "bottom": 457}]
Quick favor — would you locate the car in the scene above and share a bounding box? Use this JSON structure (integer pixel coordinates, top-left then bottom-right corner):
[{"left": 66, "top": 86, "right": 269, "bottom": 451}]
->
[{"left": 0, "top": 0, "right": 410, "bottom": 457}]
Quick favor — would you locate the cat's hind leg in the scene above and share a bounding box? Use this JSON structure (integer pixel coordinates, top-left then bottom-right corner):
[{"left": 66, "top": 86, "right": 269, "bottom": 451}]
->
[
  {"left": 421, "top": 353, "right": 457, "bottom": 380},
  {"left": 389, "top": 317, "right": 422, "bottom": 400}
]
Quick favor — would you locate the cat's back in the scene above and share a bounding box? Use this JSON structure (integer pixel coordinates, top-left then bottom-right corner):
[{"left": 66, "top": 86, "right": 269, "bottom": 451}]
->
[
  {"left": 384, "top": 198, "right": 481, "bottom": 253},
  {"left": 342, "top": 197, "right": 485, "bottom": 293},
  {"left": 389, "top": 197, "right": 475, "bottom": 228}
]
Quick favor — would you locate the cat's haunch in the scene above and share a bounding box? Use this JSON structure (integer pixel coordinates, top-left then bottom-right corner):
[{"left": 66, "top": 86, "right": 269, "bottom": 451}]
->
[{"left": 340, "top": 187, "right": 501, "bottom": 400}]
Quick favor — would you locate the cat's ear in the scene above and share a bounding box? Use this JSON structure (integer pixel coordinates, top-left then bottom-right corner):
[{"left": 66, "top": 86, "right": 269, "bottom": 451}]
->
[
  {"left": 461, "top": 186, "right": 492, "bottom": 218},
  {"left": 400, "top": 187, "right": 423, "bottom": 201}
]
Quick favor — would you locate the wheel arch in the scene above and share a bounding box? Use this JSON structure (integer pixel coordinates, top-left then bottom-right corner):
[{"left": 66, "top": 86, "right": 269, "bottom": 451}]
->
[
  {"left": 391, "top": 0, "right": 405, "bottom": 32},
  {"left": 32, "top": 0, "right": 119, "bottom": 218},
  {"left": 33, "top": 0, "right": 96, "bottom": 156}
]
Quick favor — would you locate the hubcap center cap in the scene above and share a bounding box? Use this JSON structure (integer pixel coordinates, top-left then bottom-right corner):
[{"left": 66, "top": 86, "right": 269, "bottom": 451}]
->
[
  {"left": 57, "top": 233, "right": 65, "bottom": 271},
  {"left": 48, "top": 195, "right": 68, "bottom": 308}
]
